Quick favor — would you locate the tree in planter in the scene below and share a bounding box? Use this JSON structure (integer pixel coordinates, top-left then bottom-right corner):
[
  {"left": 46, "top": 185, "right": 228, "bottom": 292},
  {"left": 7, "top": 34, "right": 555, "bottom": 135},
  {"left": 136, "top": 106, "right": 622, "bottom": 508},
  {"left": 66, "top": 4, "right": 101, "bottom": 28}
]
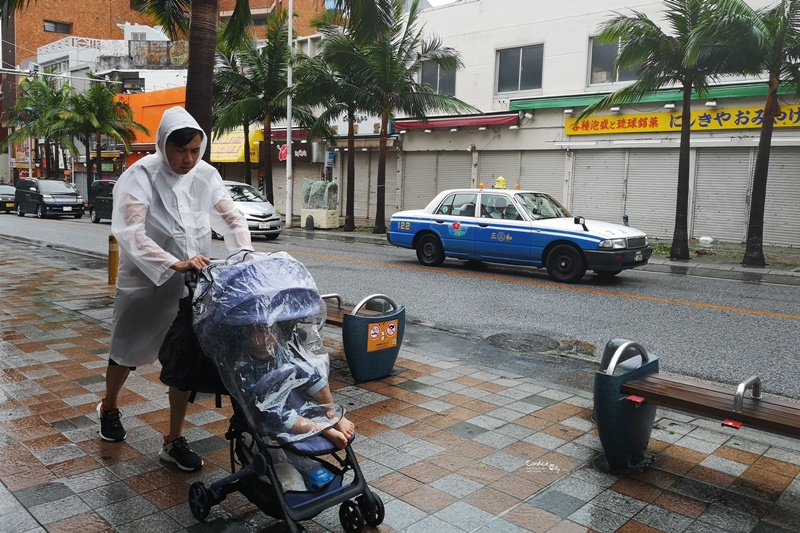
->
[
  {"left": 333, "top": 0, "right": 475, "bottom": 234},
  {"left": 693, "top": 0, "right": 800, "bottom": 266},
  {"left": 294, "top": 2, "right": 392, "bottom": 231},
  {"left": 65, "top": 78, "right": 148, "bottom": 184},
  {"left": 2, "top": 77, "right": 77, "bottom": 179},
  {"left": 578, "top": 0, "right": 736, "bottom": 261},
  {"left": 213, "top": 9, "right": 317, "bottom": 204}
]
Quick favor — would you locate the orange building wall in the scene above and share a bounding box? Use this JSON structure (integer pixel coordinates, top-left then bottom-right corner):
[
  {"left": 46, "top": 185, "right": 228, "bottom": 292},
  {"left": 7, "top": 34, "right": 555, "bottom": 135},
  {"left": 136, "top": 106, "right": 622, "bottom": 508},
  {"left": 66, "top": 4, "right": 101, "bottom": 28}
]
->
[
  {"left": 219, "top": 0, "right": 323, "bottom": 38},
  {"left": 117, "top": 86, "right": 186, "bottom": 166},
  {"left": 14, "top": 0, "right": 153, "bottom": 60}
]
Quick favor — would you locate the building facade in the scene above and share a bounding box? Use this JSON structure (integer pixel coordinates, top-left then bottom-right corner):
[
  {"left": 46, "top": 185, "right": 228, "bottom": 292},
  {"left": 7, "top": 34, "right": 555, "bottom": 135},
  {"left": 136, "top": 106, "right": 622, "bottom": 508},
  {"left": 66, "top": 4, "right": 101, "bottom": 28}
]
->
[{"left": 384, "top": 0, "right": 800, "bottom": 246}]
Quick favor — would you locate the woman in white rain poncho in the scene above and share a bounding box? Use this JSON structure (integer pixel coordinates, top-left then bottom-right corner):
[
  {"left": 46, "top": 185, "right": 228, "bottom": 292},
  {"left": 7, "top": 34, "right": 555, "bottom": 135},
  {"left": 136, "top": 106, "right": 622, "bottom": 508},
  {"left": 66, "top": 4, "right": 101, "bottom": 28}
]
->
[{"left": 98, "top": 107, "right": 253, "bottom": 472}]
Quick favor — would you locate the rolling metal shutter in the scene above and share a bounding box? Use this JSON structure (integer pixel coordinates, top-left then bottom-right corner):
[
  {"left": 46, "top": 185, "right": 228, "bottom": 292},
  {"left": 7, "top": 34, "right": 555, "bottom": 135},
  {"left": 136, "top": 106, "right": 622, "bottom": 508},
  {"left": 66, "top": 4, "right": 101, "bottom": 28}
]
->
[
  {"left": 693, "top": 148, "right": 752, "bottom": 242},
  {"left": 519, "top": 151, "right": 567, "bottom": 202},
  {"left": 625, "top": 148, "right": 680, "bottom": 238},
  {"left": 571, "top": 150, "right": 626, "bottom": 223},
  {"left": 402, "top": 153, "right": 438, "bottom": 210},
  {"left": 478, "top": 151, "right": 520, "bottom": 186},
  {"left": 763, "top": 147, "right": 800, "bottom": 246},
  {"left": 436, "top": 152, "right": 472, "bottom": 193}
]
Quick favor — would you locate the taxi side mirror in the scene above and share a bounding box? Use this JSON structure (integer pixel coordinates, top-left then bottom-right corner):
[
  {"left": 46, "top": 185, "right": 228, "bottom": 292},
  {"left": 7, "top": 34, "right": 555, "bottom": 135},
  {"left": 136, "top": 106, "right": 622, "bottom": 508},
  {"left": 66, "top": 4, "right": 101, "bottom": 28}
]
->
[{"left": 574, "top": 216, "right": 588, "bottom": 231}]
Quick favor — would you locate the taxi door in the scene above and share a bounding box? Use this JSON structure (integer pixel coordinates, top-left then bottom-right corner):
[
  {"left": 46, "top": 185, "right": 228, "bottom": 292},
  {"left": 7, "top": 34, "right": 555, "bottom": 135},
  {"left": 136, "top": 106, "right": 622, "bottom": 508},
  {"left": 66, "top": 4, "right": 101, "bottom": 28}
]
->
[
  {"left": 431, "top": 192, "right": 477, "bottom": 257},
  {"left": 475, "top": 194, "right": 533, "bottom": 263}
]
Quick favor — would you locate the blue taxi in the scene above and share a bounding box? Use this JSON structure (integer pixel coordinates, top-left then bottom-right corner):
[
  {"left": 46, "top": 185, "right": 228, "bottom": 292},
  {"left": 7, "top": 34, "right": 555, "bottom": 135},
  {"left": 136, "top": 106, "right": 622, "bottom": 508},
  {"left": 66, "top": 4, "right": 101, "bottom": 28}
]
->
[{"left": 387, "top": 188, "right": 652, "bottom": 283}]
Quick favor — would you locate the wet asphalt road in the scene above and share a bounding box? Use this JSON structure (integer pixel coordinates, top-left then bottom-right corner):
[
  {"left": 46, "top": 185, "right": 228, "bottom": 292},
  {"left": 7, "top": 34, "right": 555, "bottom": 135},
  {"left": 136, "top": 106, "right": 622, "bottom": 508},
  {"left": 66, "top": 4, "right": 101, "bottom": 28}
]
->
[{"left": 2, "top": 214, "right": 799, "bottom": 399}]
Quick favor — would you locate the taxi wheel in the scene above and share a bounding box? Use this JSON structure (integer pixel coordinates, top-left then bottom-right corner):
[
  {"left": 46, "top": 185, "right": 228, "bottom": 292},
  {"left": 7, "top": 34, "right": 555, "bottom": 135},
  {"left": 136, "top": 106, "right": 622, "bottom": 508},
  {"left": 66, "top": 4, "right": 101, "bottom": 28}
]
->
[
  {"left": 546, "top": 244, "right": 586, "bottom": 283},
  {"left": 416, "top": 234, "right": 445, "bottom": 266}
]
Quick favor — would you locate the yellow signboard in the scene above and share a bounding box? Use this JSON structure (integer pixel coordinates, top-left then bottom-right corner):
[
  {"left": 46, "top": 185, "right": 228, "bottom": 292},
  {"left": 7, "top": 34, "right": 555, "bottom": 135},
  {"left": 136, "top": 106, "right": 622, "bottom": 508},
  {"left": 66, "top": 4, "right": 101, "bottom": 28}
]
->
[
  {"left": 210, "top": 128, "right": 263, "bottom": 163},
  {"left": 366, "top": 319, "right": 400, "bottom": 352},
  {"left": 565, "top": 105, "right": 800, "bottom": 135}
]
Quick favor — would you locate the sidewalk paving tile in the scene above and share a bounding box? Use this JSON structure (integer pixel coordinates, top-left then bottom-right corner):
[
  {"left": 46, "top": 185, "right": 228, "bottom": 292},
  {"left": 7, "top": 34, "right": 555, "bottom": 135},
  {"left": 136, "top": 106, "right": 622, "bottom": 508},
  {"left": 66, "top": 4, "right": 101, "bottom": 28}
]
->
[{"left": 3, "top": 238, "right": 800, "bottom": 531}]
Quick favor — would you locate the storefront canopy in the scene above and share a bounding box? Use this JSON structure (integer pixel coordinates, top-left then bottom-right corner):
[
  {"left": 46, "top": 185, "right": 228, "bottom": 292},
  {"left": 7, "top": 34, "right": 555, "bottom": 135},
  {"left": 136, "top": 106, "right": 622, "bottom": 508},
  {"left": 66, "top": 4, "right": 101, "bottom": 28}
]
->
[
  {"left": 211, "top": 128, "right": 264, "bottom": 164},
  {"left": 393, "top": 112, "right": 520, "bottom": 130}
]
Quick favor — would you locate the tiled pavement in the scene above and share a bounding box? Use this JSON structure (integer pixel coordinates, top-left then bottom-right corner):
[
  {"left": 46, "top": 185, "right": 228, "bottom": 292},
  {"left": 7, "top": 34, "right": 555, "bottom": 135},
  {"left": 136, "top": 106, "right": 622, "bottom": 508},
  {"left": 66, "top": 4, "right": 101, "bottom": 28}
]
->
[{"left": 1, "top": 238, "right": 800, "bottom": 533}]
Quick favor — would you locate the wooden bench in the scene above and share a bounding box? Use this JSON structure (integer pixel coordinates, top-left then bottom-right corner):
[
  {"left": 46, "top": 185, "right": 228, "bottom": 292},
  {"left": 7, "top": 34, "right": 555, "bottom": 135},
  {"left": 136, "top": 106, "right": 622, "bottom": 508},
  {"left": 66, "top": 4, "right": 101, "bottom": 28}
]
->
[
  {"left": 622, "top": 373, "right": 800, "bottom": 439},
  {"left": 321, "top": 294, "right": 382, "bottom": 328}
]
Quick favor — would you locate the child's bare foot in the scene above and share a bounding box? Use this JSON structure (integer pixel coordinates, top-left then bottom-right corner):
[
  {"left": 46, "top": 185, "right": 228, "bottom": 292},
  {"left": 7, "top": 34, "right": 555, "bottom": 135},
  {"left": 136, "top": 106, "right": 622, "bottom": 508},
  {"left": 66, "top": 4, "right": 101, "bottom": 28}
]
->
[
  {"left": 321, "top": 427, "right": 349, "bottom": 449},
  {"left": 335, "top": 416, "right": 355, "bottom": 440}
]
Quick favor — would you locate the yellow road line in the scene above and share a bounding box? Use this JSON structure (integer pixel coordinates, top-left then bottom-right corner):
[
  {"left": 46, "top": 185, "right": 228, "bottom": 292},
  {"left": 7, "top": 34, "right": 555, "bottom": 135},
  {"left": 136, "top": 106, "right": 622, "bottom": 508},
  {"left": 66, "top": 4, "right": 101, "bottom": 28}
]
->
[{"left": 291, "top": 250, "right": 800, "bottom": 321}]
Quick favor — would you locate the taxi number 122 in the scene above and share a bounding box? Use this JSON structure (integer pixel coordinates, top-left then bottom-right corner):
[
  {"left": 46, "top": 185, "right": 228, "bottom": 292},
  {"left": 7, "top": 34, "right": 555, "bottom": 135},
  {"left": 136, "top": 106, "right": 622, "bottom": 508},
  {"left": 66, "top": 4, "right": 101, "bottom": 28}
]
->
[{"left": 397, "top": 221, "right": 411, "bottom": 231}]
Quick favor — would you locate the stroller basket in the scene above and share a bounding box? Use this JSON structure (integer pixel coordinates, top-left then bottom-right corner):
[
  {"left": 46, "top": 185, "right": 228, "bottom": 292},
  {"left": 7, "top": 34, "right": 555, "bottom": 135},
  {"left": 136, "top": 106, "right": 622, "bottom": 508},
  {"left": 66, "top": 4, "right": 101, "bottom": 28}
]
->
[{"left": 186, "top": 252, "right": 384, "bottom": 532}]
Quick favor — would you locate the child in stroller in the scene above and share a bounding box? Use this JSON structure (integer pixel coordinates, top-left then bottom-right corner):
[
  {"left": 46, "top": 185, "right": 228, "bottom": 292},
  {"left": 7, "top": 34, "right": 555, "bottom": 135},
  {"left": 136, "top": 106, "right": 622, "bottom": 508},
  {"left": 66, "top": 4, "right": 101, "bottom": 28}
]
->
[{"left": 187, "top": 251, "right": 384, "bottom": 533}]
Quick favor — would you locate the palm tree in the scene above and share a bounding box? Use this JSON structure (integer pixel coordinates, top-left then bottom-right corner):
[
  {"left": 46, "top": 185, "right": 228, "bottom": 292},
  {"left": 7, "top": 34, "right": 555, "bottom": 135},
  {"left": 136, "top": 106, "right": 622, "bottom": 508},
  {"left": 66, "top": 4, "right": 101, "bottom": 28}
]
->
[
  {"left": 213, "top": 9, "right": 317, "bottom": 204},
  {"left": 2, "top": 77, "right": 77, "bottom": 179},
  {"left": 578, "top": 0, "right": 734, "bottom": 261},
  {"left": 64, "top": 78, "right": 149, "bottom": 183},
  {"left": 132, "top": 0, "right": 252, "bottom": 158},
  {"left": 336, "top": 0, "right": 476, "bottom": 234},
  {"left": 295, "top": 2, "right": 394, "bottom": 231},
  {"left": 695, "top": 0, "right": 800, "bottom": 266}
]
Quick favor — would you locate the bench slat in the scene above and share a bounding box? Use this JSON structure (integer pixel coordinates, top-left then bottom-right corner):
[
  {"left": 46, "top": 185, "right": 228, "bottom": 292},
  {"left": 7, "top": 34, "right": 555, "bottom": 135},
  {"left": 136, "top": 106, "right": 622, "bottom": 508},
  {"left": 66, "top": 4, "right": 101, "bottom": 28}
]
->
[
  {"left": 324, "top": 302, "right": 382, "bottom": 328},
  {"left": 622, "top": 374, "right": 800, "bottom": 439}
]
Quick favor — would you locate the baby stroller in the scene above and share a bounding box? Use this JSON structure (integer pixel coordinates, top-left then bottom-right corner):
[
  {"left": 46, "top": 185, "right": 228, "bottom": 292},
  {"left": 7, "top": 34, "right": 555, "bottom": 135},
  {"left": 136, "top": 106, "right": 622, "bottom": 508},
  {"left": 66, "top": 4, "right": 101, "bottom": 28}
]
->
[{"left": 185, "top": 252, "right": 384, "bottom": 533}]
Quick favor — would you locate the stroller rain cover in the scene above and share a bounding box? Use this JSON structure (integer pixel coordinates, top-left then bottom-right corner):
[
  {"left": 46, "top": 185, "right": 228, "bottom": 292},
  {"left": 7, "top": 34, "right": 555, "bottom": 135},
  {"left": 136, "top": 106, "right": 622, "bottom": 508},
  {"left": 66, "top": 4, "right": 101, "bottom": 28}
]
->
[{"left": 192, "top": 251, "right": 344, "bottom": 444}]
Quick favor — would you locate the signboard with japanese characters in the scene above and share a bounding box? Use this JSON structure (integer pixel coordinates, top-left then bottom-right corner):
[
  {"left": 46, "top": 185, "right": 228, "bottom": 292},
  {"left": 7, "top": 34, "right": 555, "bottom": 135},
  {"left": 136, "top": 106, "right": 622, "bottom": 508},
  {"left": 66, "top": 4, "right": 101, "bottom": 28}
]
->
[{"left": 565, "top": 105, "right": 800, "bottom": 135}]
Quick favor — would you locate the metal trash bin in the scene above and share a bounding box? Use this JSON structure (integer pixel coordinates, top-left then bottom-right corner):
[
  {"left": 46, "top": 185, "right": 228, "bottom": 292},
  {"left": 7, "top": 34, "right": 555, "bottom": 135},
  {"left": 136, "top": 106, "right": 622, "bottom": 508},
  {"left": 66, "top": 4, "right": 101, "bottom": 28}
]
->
[
  {"left": 342, "top": 294, "right": 405, "bottom": 382},
  {"left": 594, "top": 339, "right": 659, "bottom": 469}
]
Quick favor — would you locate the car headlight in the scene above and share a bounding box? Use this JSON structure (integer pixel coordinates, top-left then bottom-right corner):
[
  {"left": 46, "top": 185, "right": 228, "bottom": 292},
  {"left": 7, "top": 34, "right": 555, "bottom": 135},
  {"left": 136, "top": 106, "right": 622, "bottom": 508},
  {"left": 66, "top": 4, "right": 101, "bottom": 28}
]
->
[
  {"left": 42, "top": 194, "right": 55, "bottom": 203},
  {"left": 76, "top": 196, "right": 83, "bottom": 203},
  {"left": 598, "top": 238, "right": 627, "bottom": 249}
]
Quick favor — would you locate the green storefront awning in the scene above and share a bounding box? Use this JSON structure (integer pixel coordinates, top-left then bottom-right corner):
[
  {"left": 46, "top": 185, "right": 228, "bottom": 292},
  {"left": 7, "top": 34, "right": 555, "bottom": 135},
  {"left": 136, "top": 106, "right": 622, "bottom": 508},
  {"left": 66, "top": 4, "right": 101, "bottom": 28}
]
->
[{"left": 510, "top": 82, "right": 795, "bottom": 111}]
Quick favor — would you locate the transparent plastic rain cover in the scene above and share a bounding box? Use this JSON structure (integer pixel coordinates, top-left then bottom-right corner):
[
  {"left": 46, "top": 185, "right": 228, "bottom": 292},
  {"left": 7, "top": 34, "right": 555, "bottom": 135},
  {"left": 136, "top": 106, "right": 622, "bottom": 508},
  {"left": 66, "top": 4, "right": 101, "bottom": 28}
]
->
[{"left": 192, "top": 251, "right": 342, "bottom": 444}]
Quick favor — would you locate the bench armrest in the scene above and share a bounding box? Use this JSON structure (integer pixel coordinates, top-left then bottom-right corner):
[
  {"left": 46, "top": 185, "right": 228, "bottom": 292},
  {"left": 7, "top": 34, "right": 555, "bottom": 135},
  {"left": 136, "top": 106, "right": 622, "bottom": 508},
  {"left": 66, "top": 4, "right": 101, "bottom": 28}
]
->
[{"left": 734, "top": 375, "right": 763, "bottom": 413}]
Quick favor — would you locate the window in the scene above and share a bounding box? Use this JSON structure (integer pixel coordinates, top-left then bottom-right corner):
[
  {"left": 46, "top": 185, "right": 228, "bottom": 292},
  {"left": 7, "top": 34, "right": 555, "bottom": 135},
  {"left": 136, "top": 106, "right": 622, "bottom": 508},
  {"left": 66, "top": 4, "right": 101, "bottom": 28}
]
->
[
  {"left": 589, "top": 38, "right": 636, "bottom": 85},
  {"left": 131, "top": 32, "right": 147, "bottom": 41},
  {"left": 44, "top": 20, "right": 71, "bottom": 34},
  {"left": 435, "top": 193, "right": 477, "bottom": 216},
  {"left": 421, "top": 60, "right": 456, "bottom": 96},
  {"left": 497, "top": 44, "right": 543, "bottom": 93}
]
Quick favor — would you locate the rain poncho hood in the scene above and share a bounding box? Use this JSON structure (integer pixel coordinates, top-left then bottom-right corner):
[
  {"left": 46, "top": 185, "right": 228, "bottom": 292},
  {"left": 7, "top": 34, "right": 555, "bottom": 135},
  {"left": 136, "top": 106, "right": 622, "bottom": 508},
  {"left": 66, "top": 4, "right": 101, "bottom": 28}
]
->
[
  {"left": 192, "top": 252, "right": 342, "bottom": 444},
  {"left": 108, "top": 106, "right": 252, "bottom": 367}
]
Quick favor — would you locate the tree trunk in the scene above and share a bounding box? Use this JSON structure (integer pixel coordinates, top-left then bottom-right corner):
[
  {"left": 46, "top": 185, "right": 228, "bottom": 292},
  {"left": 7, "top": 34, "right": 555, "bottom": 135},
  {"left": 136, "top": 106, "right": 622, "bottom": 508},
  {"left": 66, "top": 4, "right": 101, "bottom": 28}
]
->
[
  {"left": 669, "top": 86, "right": 692, "bottom": 260},
  {"left": 44, "top": 140, "right": 52, "bottom": 178},
  {"left": 373, "top": 110, "right": 389, "bottom": 234},
  {"left": 343, "top": 107, "right": 356, "bottom": 232},
  {"left": 263, "top": 117, "right": 274, "bottom": 204},
  {"left": 743, "top": 75, "right": 779, "bottom": 267},
  {"left": 243, "top": 122, "right": 252, "bottom": 186},
  {"left": 85, "top": 136, "right": 92, "bottom": 182},
  {"left": 184, "top": 0, "right": 219, "bottom": 163},
  {"left": 54, "top": 138, "right": 60, "bottom": 180},
  {"left": 95, "top": 129, "right": 103, "bottom": 181}
]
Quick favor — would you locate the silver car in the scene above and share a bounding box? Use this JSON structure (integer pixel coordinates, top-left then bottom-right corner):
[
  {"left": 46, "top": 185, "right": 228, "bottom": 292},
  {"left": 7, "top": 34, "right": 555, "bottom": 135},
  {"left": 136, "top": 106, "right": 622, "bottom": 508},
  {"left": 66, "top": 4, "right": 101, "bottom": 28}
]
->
[{"left": 222, "top": 180, "right": 282, "bottom": 240}]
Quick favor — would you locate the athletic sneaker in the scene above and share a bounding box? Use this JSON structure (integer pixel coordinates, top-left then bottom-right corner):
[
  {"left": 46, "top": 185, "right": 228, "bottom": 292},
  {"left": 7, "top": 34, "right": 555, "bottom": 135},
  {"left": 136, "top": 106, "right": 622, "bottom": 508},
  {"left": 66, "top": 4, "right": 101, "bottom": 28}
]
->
[
  {"left": 159, "top": 436, "right": 204, "bottom": 472},
  {"left": 97, "top": 401, "right": 126, "bottom": 442}
]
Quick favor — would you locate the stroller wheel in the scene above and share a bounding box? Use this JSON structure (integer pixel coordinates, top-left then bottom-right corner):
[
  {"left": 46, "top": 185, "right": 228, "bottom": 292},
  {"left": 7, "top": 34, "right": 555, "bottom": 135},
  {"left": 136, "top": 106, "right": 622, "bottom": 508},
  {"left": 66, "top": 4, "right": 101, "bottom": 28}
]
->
[
  {"left": 188, "top": 482, "right": 212, "bottom": 521},
  {"left": 357, "top": 493, "right": 385, "bottom": 526},
  {"left": 339, "top": 500, "right": 364, "bottom": 532}
]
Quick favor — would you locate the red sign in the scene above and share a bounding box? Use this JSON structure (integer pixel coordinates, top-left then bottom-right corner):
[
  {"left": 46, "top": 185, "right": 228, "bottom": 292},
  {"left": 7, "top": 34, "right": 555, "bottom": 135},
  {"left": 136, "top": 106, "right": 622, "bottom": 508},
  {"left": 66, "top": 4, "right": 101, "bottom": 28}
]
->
[{"left": 271, "top": 143, "right": 312, "bottom": 163}]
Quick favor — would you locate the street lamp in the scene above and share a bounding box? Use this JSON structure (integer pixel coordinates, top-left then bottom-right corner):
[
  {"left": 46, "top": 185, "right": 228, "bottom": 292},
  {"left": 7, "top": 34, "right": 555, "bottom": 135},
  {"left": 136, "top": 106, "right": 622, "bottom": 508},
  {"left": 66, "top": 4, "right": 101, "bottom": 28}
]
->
[{"left": 285, "top": 0, "right": 294, "bottom": 228}]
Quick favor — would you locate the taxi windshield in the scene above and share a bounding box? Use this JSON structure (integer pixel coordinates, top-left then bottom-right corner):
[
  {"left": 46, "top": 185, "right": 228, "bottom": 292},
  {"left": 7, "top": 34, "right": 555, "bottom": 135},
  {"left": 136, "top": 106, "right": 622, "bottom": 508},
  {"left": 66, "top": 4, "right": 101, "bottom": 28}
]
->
[{"left": 516, "top": 193, "right": 571, "bottom": 220}]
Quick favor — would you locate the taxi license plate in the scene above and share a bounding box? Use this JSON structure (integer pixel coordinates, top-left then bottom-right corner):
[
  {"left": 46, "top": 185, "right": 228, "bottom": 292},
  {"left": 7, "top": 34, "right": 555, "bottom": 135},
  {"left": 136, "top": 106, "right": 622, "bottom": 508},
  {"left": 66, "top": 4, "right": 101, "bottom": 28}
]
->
[
  {"left": 634, "top": 250, "right": 643, "bottom": 262},
  {"left": 258, "top": 222, "right": 269, "bottom": 229},
  {"left": 63, "top": 206, "right": 72, "bottom": 212},
  {"left": 4, "top": 202, "right": 13, "bottom": 208}
]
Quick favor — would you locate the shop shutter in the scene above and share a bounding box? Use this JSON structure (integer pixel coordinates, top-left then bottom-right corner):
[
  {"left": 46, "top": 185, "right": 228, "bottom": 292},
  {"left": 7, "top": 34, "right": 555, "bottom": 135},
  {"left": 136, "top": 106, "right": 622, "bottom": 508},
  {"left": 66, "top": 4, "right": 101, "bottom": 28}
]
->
[
  {"left": 571, "top": 150, "right": 626, "bottom": 223},
  {"left": 402, "top": 153, "right": 438, "bottom": 210},
  {"left": 763, "top": 147, "right": 800, "bottom": 246},
  {"left": 693, "top": 148, "right": 752, "bottom": 242},
  {"left": 478, "top": 151, "right": 520, "bottom": 186},
  {"left": 436, "top": 152, "right": 472, "bottom": 192},
  {"left": 626, "top": 148, "right": 680, "bottom": 238},
  {"left": 519, "top": 151, "right": 567, "bottom": 202}
]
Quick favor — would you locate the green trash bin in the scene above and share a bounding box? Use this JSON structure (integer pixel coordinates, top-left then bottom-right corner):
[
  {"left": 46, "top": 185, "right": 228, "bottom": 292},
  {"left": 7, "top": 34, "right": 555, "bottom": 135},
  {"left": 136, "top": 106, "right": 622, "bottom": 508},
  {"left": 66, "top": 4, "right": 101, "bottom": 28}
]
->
[{"left": 342, "top": 294, "right": 405, "bottom": 382}]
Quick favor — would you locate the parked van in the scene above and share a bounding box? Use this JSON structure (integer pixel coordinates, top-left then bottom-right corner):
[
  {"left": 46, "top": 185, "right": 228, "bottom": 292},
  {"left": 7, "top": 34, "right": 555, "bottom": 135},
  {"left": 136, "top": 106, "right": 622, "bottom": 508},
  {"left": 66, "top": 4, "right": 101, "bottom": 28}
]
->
[
  {"left": 15, "top": 178, "right": 84, "bottom": 219},
  {"left": 89, "top": 179, "right": 116, "bottom": 223}
]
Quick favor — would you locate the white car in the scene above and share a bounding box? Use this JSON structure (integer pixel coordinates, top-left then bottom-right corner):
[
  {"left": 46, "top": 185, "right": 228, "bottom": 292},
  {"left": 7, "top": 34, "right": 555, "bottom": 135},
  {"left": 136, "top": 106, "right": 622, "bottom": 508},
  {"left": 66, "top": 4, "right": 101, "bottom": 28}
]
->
[
  {"left": 222, "top": 180, "right": 282, "bottom": 240},
  {"left": 387, "top": 188, "right": 652, "bottom": 283}
]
